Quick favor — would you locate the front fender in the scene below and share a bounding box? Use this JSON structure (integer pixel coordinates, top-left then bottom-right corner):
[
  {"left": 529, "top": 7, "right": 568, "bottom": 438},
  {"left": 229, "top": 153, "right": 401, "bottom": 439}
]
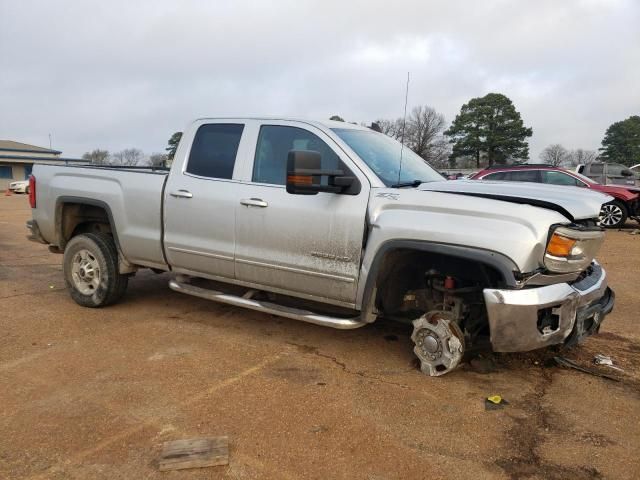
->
[{"left": 355, "top": 238, "right": 520, "bottom": 311}]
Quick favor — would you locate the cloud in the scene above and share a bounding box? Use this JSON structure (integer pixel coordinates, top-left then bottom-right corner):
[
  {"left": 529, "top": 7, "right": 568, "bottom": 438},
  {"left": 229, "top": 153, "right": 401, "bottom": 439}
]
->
[{"left": 1, "top": 0, "right": 638, "bottom": 159}]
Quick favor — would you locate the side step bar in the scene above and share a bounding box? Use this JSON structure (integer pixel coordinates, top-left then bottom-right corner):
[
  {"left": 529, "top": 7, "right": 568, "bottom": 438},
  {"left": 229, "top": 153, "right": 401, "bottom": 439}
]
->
[{"left": 168, "top": 279, "right": 367, "bottom": 330}]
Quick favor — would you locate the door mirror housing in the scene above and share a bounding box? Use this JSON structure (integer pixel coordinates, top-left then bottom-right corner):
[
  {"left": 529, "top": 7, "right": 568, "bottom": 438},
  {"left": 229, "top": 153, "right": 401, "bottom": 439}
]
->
[
  {"left": 286, "top": 150, "right": 356, "bottom": 195},
  {"left": 621, "top": 168, "right": 633, "bottom": 177}
]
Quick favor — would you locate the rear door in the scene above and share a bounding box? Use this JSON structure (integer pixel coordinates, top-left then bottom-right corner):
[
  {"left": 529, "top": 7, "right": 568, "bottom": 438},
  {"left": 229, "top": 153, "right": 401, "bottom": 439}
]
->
[
  {"left": 164, "top": 121, "right": 247, "bottom": 279},
  {"left": 234, "top": 121, "right": 370, "bottom": 307}
]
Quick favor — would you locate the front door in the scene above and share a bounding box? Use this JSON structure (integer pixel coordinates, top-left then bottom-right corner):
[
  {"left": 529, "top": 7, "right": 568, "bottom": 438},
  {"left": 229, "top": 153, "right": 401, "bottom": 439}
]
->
[
  {"left": 164, "top": 122, "right": 246, "bottom": 279},
  {"left": 234, "top": 122, "right": 370, "bottom": 306}
]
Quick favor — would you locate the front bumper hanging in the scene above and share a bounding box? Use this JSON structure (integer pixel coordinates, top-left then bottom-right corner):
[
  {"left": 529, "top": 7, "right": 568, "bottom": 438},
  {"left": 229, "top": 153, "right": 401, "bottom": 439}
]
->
[{"left": 483, "top": 262, "right": 613, "bottom": 352}]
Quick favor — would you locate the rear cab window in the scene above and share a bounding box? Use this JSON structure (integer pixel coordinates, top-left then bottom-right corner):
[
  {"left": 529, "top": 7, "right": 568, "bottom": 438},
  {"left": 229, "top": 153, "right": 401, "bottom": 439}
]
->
[{"left": 186, "top": 124, "right": 245, "bottom": 179}]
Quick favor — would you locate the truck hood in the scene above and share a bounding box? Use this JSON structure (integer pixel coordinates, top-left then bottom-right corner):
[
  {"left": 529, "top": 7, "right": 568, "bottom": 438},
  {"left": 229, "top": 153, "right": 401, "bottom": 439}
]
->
[{"left": 418, "top": 179, "right": 612, "bottom": 221}]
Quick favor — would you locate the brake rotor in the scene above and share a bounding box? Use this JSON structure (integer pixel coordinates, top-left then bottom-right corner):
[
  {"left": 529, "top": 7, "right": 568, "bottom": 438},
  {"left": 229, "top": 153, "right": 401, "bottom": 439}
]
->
[{"left": 411, "top": 311, "right": 465, "bottom": 377}]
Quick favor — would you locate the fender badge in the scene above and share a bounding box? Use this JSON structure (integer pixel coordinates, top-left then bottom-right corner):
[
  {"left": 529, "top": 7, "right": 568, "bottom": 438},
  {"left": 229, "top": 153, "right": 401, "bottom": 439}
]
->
[{"left": 376, "top": 193, "right": 400, "bottom": 200}]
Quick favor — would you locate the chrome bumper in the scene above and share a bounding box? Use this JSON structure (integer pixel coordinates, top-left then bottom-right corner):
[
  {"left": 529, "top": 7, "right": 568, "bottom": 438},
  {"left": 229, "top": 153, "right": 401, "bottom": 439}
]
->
[{"left": 483, "top": 263, "right": 613, "bottom": 352}]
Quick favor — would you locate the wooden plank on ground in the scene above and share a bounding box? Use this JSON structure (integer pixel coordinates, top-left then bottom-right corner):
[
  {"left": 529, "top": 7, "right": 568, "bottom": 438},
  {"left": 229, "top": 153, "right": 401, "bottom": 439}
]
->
[{"left": 159, "top": 436, "right": 229, "bottom": 471}]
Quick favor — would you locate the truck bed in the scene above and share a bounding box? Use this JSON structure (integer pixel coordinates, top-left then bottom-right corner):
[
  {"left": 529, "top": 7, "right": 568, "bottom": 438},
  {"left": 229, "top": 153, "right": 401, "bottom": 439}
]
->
[{"left": 32, "top": 164, "right": 170, "bottom": 270}]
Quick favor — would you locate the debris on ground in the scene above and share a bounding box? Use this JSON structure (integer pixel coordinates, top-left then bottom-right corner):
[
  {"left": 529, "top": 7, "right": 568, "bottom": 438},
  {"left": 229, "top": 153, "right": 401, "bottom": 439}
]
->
[
  {"left": 484, "top": 394, "right": 509, "bottom": 410},
  {"left": 594, "top": 354, "right": 624, "bottom": 371},
  {"left": 554, "top": 356, "right": 620, "bottom": 382},
  {"left": 158, "top": 436, "right": 229, "bottom": 471},
  {"left": 309, "top": 425, "right": 328, "bottom": 434},
  {"left": 629, "top": 229, "right": 639, "bottom": 235}
]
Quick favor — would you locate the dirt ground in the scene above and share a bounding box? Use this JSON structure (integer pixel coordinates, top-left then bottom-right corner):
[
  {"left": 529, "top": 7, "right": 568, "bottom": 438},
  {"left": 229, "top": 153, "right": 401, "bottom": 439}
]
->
[{"left": 1, "top": 194, "right": 639, "bottom": 480}]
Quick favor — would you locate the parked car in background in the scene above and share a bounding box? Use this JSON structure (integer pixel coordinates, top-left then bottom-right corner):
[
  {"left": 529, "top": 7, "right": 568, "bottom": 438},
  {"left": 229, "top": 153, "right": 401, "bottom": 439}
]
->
[
  {"left": 576, "top": 162, "right": 639, "bottom": 187},
  {"left": 470, "top": 164, "right": 640, "bottom": 228},
  {"left": 9, "top": 179, "right": 30, "bottom": 194}
]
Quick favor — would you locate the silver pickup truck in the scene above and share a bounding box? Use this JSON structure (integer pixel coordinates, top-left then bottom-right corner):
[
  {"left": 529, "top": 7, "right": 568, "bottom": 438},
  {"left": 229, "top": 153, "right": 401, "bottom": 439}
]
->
[{"left": 26, "top": 117, "right": 615, "bottom": 376}]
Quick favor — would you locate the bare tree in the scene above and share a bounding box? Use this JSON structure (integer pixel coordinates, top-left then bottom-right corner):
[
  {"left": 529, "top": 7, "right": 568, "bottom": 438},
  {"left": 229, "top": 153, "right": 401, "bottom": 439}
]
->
[
  {"left": 112, "top": 148, "right": 143, "bottom": 166},
  {"left": 567, "top": 149, "right": 598, "bottom": 166},
  {"left": 404, "top": 106, "right": 448, "bottom": 162},
  {"left": 375, "top": 118, "right": 402, "bottom": 138},
  {"left": 148, "top": 153, "right": 168, "bottom": 167},
  {"left": 428, "top": 137, "right": 453, "bottom": 169},
  {"left": 82, "top": 149, "right": 110, "bottom": 165},
  {"left": 539, "top": 144, "right": 570, "bottom": 166},
  {"left": 375, "top": 105, "right": 450, "bottom": 166}
]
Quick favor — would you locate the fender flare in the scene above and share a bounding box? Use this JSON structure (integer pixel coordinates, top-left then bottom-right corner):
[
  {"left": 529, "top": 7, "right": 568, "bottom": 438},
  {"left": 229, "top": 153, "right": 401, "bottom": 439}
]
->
[
  {"left": 54, "top": 196, "right": 122, "bottom": 253},
  {"left": 357, "top": 240, "right": 520, "bottom": 311}
]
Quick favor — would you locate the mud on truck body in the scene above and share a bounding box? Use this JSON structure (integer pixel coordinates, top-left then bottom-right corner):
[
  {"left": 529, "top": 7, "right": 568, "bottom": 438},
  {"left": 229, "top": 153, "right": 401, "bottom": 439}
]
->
[{"left": 26, "top": 118, "right": 615, "bottom": 376}]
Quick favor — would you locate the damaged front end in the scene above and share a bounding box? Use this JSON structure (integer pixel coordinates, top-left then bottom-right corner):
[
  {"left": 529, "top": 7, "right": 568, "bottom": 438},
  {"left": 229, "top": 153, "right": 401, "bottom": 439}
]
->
[
  {"left": 402, "top": 224, "right": 614, "bottom": 377},
  {"left": 483, "top": 262, "right": 614, "bottom": 352}
]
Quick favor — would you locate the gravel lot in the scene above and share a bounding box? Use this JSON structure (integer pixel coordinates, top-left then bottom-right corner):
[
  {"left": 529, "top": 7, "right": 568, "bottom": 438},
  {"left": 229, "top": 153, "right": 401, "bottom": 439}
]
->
[{"left": 1, "top": 194, "right": 639, "bottom": 480}]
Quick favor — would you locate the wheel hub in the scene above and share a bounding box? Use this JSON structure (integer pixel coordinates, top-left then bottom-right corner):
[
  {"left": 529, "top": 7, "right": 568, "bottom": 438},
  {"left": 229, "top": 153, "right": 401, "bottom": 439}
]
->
[
  {"left": 71, "top": 249, "right": 101, "bottom": 295},
  {"left": 411, "top": 311, "right": 465, "bottom": 376}
]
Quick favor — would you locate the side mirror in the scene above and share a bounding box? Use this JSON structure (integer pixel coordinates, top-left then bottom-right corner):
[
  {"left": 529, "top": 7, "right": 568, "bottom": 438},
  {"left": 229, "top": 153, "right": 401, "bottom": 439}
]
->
[
  {"left": 286, "top": 150, "right": 355, "bottom": 195},
  {"left": 621, "top": 169, "right": 633, "bottom": 177}
]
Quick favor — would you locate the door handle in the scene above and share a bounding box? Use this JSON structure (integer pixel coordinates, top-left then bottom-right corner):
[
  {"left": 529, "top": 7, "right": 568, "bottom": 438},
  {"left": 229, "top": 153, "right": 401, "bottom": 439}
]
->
[
  {"left": 240, "top": 198, "right": 268, "bottom": 208},
  {"left": 170, "top": 190, "right": 193, "bottom": 199}
]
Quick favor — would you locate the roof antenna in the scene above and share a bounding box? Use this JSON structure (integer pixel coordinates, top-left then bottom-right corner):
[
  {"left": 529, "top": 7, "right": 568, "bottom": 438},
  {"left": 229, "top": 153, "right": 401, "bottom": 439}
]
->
[{"left": 397, "top": 72, "right": 410, "bottom": 185}]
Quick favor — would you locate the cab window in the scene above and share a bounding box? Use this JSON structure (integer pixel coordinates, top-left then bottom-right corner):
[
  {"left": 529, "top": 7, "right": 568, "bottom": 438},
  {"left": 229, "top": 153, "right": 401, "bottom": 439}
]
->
[
  {"left": 253, "top": 125, "right": 341, "bottom": 185},
  {"left": 186, "top": 124, "right": 244, "bottom": 179}
]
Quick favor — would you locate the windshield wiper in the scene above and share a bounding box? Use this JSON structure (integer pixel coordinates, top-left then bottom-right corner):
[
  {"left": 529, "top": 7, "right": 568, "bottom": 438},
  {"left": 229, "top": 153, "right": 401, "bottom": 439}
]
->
[{"left": 390, "top": 179, "right": 424, "bottom": 188}]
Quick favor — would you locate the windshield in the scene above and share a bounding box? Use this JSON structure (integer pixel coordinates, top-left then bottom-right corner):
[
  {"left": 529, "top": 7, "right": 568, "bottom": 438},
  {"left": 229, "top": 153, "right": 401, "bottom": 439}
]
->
[{"left": 332, "top": 128, "right": 444, "bottom": 186}]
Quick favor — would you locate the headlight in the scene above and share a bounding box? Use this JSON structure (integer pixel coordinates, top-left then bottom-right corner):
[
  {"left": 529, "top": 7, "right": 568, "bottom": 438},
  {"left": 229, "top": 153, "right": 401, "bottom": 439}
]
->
[{"left": 544, "top": 226, "right": 605, "bottom": 273}]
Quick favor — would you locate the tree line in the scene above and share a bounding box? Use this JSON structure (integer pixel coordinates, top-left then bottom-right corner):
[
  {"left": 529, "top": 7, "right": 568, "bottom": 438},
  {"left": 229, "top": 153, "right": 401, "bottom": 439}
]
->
[
  {"left": 82, "top": 148, "right": 169, "bottom": 167},
  {"left": 336, "top": 95, "right": 640, "bottom": 169},
  {"left": 82, "top": 100, "right": 639, "bottom": 170}
]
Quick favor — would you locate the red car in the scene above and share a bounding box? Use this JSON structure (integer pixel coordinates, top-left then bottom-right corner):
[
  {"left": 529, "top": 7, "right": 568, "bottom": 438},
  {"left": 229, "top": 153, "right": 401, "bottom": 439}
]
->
[{"left": 470, "top": 164, "right": 640, "bottom": 228}]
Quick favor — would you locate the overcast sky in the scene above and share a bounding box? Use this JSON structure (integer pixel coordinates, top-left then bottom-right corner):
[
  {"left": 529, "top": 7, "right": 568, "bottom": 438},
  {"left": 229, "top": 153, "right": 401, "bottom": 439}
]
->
[{"left": 1, "top": 0, "right": 638, "bottom": 160}]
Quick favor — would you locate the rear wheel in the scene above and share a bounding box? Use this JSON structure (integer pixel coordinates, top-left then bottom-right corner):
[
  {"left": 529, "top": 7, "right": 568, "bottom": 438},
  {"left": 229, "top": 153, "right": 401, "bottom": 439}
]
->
[
  {"left": 63, "top": 233, "right": 128, "bottom": 307},
  {"left": 599, "top": 200, "right": 627, "bottom": 228}
]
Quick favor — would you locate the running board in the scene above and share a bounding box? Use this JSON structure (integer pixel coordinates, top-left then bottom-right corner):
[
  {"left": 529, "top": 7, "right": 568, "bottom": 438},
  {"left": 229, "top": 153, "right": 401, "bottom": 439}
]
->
[{"left": 168, "top": 279, "right": 367, "bottom": 330}]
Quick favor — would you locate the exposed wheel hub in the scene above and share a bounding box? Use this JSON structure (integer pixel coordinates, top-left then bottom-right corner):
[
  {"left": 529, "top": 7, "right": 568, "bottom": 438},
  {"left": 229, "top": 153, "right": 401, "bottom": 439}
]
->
[
  {"left": 411, "top": 311, "right": 464, "bottom": 376},
  {"left": 71, "top": 249, "right": 101, "bottom": 295}
]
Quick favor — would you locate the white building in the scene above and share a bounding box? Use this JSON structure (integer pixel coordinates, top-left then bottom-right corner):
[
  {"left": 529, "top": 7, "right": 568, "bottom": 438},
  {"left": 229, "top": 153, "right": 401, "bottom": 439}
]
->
[{"left": 0, "top": 140, "right": 83, "bottom": 190}]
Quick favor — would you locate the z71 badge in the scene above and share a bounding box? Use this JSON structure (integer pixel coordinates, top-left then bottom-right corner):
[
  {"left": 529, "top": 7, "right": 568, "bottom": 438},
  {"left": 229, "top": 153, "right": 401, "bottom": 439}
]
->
[{"left": 375, "top": 192, "right": 400, "bottom": 200}]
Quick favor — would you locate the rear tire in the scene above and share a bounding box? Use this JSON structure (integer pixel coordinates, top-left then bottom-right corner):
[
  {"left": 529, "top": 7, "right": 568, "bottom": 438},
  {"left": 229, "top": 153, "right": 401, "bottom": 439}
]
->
[
  {"left": 599, "top": 200, "right": 627, "bottom": 229},
  {"left": 63, "top": 233, "right": 128, "bottom": 307}
]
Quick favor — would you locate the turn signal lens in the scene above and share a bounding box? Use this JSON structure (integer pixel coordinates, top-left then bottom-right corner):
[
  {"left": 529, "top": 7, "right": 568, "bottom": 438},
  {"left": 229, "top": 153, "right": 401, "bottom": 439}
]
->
[
  {"left": 546, "top": 233, "right": 576, "bottom": 257},
  {"left": 286, "top": 174, "right": 312, "bottom": 185},
  {"left": 544, "top": 226, "right": 605, "bottom": 273}
]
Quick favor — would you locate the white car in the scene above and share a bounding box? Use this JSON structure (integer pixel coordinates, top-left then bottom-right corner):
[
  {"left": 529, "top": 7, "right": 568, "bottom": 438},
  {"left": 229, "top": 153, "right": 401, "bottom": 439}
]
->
[{"left": 9, "top": 180, "right": 30, "bottom": 193}]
